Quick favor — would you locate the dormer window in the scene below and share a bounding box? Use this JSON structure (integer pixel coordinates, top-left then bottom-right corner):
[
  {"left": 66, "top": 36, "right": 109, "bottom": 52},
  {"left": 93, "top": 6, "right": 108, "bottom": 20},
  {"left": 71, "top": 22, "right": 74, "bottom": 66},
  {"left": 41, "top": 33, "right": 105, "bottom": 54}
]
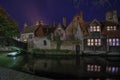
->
[
  {"left": 90, "top": 26, "right": 100, "bottom": 32},
  {"left": 107, "top": 26, "right": 117, "bottom": 31}
]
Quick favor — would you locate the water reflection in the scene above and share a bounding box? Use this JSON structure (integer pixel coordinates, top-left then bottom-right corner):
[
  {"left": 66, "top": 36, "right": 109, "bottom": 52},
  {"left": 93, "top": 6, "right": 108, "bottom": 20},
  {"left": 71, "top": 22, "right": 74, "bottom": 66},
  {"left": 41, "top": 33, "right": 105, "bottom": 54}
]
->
[
  {"left": 20, "top": 54, "right": 120, "bottom": 79},
  {"left": 0, "top": 52, "right": 120, "bottom": 79},
  {"left": 12, "top": 57, "right": 16, "bottom": 60}
]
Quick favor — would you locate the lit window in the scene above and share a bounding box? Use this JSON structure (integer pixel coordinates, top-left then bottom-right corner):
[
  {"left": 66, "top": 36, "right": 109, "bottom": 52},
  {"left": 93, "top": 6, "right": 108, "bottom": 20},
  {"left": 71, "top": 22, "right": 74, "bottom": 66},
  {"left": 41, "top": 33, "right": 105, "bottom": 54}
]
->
[
  {"left": 114, "top": 26, "right": 116, "bottom": 30},
  {"left": 90, "top": 26, "right": 93, "bottom": 32},
  {"left": 108, "top": 67, "right": 111, "bottom": 72},
  {"left": 98, "top": 66, "right": 101, "bottom": 72},
  {"left": 90, "top": 26, "right": 100, "bottom": 32},
  {"left": 107, "top": 26, "right": 117, "bottom": 31},
  {"left": 87, "top": 64, "right": 101, "bottom": 72},
  {"left": 97, "top": 26, "right": 100, "bottom": 31},
  {"left": 116, "top": 67, "right": 118, "bottom": 72},
  {"left": 95, "top": 65, "right": 97, "bottom": 71},
  {"left": 23, "top": 39, "right": 27, "bottom": 42},
  {"left": 106, "top": 66, "right": 119, "bottom": 73},
  {"left": 91, "top": 65, "right": 94, "bottom": 71},
  {"left": 112, "top": 67, "right": 116, "bottom": 73},
  {"left": 87, "top": 65, "right": 90, "bottom": 71},
  {"left": 87, "top": 39, "right": 101, "bottom": 46},
  {"left": 107, "top": 38, "right": 119, "bottom": 46}
]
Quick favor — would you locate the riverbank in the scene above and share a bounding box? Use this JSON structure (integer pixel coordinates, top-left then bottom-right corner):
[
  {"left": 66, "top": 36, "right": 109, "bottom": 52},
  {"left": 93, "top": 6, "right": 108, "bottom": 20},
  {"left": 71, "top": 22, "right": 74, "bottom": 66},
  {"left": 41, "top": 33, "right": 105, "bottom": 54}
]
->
[{"left": 0, "top": 67, "right": 53, "bottom": 80}]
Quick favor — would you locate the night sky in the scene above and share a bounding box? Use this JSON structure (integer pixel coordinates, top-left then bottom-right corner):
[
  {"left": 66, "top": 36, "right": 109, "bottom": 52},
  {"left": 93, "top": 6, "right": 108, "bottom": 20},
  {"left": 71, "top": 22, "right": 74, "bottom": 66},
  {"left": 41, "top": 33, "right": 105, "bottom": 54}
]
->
[{"left": 0, "top": 0, "right": 120, "bottom": 31}]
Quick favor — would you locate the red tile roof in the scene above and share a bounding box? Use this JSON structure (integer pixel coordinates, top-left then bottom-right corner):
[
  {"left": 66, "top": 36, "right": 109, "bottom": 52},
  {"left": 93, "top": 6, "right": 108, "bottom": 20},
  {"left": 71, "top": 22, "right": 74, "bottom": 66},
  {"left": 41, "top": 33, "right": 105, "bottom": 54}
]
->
[
  {"left": 21, "top": 26, "right": 38, "bottom": 34},
  {"left": 66, "top": 20, "right": 120, "bottom": 38},
  {"left": 81, "top": 21, "right": 120, "bottom": 37},
  {"left": 80, "top": 22, "right": 90, "bottom": 36},
  {"left": 21, "top": 25, "right": 56, "bottom": 36}
]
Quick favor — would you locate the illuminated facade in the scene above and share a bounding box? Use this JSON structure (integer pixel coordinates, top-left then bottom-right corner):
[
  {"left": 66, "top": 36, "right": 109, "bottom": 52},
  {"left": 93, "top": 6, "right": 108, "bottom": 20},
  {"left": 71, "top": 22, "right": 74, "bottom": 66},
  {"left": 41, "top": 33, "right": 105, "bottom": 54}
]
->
[
  {"left": 66, "top": 11, "right": 120, "bottom": 52},
  {"left": 20, "top": 10, "right": 120, "bottom": 52}
]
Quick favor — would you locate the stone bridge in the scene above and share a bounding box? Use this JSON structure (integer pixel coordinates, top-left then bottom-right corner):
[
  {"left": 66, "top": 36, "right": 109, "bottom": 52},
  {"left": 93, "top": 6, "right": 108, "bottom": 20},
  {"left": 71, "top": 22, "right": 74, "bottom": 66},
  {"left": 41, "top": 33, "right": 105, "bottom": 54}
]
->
[{"left": 0, "top": 37, "right": 27, "bottom": 51}]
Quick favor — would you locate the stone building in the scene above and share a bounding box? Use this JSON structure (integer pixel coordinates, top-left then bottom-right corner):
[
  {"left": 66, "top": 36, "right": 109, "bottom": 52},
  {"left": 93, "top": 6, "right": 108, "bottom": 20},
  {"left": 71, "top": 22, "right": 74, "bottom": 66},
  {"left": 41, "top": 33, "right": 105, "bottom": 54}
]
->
[
  {"left": 20, "top": 10, "right": 120, "bottom": 52},
  {"left": 66, "top": 10, "right": 120, "bottom": 53}
]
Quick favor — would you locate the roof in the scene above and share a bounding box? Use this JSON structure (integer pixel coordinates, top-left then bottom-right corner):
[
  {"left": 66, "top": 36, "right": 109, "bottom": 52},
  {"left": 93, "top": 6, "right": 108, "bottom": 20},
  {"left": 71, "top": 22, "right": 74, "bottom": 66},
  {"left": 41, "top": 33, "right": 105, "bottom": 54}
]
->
[
  {"left": 66, "top": 19, "right": 120, "bottom": 38},
  {"left": 80, "top": 22, "right": 90, "bottom": 36},
  {"left": 66, "top": 20, "right": 89, "bottom": 36},
  {"left": 21, "top": 25, "right": 38, "bottom": 34},
  {"left": 21, "top": 24, "right": 56, "bottom": 36},
  {"left": 80, "top": 21, "right": 120, "bottom": 37},
  {"left": 36, "top": 25, "right": 54, "bottom": 36},
  {"left": 100, "top": 21, "right": 119, "bottom": 26}
]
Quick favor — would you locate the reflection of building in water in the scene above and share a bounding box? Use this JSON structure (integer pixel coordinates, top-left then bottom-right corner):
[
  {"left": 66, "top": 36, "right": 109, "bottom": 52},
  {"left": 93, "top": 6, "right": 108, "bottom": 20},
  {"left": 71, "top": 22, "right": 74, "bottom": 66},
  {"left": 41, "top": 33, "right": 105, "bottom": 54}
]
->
[{"left": 24, "top": 56, "right": 120, "bottom": 79}]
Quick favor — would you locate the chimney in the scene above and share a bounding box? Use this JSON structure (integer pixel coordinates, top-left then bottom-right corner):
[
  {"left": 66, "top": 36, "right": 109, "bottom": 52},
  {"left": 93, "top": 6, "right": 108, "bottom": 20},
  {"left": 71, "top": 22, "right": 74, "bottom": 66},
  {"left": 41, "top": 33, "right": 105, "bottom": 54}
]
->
[
  {"left": 79, "top": 12, "right": 84, "bottom": 23},
  {"left": 36, "top": 20, "right": 43, "bottom": 26},
  {"left": 53, "top": 21, "right": 56, "bottom": 27},
  {"left": 23, "top": 23, "right": 28, "bottom": 29},
  {"left": 74, "top": 12, "right": 84, "bottom": 23},
  {"left": 113, "top": 10, "right": 118, "bottom": 23},
  {"left": 63, "top": 16, "right": 66, "bottom": 27},
  {"left": 106, "top": 11, "right": 113, "bottom": 21}
]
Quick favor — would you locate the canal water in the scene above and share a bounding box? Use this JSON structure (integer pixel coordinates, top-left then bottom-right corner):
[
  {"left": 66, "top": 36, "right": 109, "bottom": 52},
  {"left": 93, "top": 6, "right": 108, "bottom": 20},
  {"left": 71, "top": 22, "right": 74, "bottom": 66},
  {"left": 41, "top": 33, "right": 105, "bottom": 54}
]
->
[{"left": 0, "top": 52, "right": 120, "bottom": 79}]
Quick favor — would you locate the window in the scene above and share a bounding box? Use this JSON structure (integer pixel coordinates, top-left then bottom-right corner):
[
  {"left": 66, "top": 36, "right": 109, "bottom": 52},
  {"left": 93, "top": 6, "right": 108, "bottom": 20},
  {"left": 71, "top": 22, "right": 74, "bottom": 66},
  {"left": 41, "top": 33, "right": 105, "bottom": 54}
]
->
[
  {"left": 90, "top": 26, "right": 100, "bottom": 32},
  {"left": 87, "top": 39, "right": 101, "bottom": 46},
  {"left": 22, "top": 35, "right": 27, "bottom": 42},
  {"left": 43, "top": 40, "right": 47, "bottom": 46},
  {"left": 107, "top": 26, "right": 117, "bottom": 31},
  {"left": 23, "top": 39, "right": 27, "bottom": 42},
  {"left": 87, "top": 64, "right": 101, "bottom": 72},
  {"left": 107, "top": 38, "right": 119, "bottom": 46},
  {"left": 106, "top": 66, "right": 118, "bottom": 73},
  {"left": 29, "top": 34, "right": 33, "bottom": 39}
]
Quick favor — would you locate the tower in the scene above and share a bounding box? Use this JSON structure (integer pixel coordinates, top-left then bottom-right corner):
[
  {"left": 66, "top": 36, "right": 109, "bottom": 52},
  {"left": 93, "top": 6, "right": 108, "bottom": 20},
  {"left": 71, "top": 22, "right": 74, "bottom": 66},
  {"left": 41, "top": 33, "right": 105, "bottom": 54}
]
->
[
  {"left": 113, "top": 10, "right": 118, "bottom": 23},
  {"left": 63, "top": 16, "right": 66, "bottom": 27},
  {"left": 106, "top": 10, "right": 118, "bottom": 23},
  {"left": 106, "top": 11, "right": 113, "bottom": 21},
  {"left": 79, "top": 12, "right": 84, "bottom": 23}
]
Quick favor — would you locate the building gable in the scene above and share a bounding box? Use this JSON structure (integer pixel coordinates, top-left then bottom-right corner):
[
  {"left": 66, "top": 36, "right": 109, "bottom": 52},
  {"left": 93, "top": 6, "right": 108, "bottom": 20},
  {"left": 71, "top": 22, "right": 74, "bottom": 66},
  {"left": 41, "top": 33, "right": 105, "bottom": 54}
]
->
[
  {"left": 90, "top": 19, "right": 101, "bottom": 26},
  {"left": 35, "top": 26, "right": 44, "bottom": 36}
]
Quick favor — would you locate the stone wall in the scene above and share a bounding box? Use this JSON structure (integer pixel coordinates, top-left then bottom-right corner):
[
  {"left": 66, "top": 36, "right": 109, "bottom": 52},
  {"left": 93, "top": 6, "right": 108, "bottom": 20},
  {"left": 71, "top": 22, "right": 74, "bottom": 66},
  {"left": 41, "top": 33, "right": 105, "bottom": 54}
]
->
[{"left": 33, "top": 37, "right": 56, "bottom": 49}]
